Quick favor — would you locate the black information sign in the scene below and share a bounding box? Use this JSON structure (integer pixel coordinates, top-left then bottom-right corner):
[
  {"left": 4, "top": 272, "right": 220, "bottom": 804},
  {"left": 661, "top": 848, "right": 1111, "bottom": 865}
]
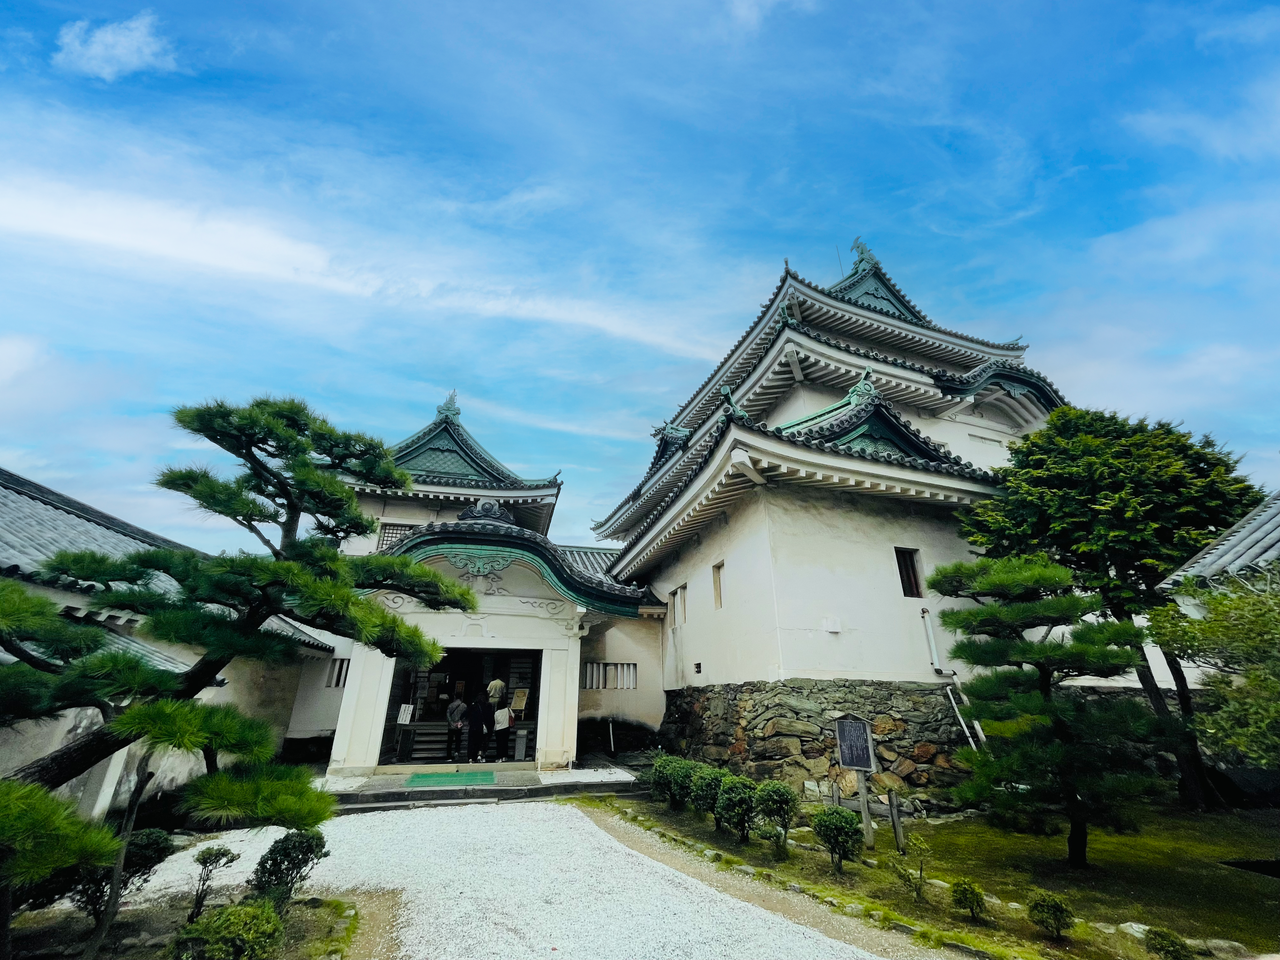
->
[{"left": 835, "top": 718, "right": 875, "bottom": 771}]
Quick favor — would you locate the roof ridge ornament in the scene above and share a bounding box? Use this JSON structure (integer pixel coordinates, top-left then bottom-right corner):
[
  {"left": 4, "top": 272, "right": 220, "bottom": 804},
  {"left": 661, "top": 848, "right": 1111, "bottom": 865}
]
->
[
  {"left": 848, "top": 366, "right": 880, "bottom": 403},
  {"left": 851, "top": 236, "right": 879, "bottom": 275},
  {"left": 437, "top": 390, "right": 461, "bottom": 421},
  {"left": 720, "top": 384, "right": 749, "bottom": 420}
]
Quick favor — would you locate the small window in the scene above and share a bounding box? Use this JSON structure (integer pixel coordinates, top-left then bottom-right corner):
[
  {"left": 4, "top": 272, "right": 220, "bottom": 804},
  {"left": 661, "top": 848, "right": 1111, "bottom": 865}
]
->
[
  {"left": 582, "top": 662, "right": 638, "bottom": 690},
  {"left": 712, "top": 562, "right": 724, "bottom": 609},
  {"left": 378, "top": 522, "right": 415, "bottom": 550},
  {"left": 672, "top": 584, "right": 687, "bottom": 623},
  {"left": 694, "top": 662, "right": 702, "bottom": 674},
  {"left": 325, "top": 658, "right": 351, "bottom": 688},
  {"left": 895, "top": 548, "right": 923, "bottom": 598}
]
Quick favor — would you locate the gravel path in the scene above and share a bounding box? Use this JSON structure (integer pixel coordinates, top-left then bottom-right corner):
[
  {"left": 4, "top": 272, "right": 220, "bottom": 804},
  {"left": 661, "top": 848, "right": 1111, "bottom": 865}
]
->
[{"left": 139, "top": 803, "right": 891, "bottom": 960}]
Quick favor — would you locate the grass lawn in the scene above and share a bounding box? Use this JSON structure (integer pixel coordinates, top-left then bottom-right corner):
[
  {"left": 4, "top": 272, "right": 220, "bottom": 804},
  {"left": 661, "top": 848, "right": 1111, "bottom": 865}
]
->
[{"left": 600, "top": 797, "right": 1280, "bottom": 956}]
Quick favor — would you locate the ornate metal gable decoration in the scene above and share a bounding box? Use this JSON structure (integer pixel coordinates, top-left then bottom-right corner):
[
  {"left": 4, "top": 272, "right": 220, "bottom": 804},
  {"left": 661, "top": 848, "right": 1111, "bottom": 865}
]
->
[{"left": 457, "top": 498, "right": 517, "bottom": 524}]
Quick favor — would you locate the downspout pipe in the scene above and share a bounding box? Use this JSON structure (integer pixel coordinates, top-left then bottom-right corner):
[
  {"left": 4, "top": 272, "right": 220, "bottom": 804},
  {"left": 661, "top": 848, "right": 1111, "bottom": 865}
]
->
[{"left": 921, "top": 607, "right": 986, "bottom": 748}]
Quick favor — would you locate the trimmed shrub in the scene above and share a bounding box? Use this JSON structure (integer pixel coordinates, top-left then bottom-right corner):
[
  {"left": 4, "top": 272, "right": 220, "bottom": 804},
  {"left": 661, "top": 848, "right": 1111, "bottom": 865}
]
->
[
  {"left": 1145, "top": 928, "right": 1194, "bottom": 960},
  {"left": 1028, "top": 891, "right": 1074, "bottom": 938},
  {"left": 174, "top": 900, "right": 283, "bottom": 960},
  {"left": 754, "top": 782, "right": 800, "bottom": 859},
  {"left": 667, "top": 759, "right": 698, "bottom": 811},
  {"left": 247, "top": 829, "right": 329, "bottom": 913},
  {"left": 690, "top": 766, "right": 728, "bottom": 829},
  {"left": 809, "top": 805, "right": 863, "bottom": 875},
  {"left": 649, "top": 754, "right": 675, "bottom": 802},
  {"left": 69, "top": 828, "right": 175, "bottom": 923},
  {"left": 715, "top": 776, "right": 757, "bottom": 843},
  {"left": 189, "top": 845, "right": 241, "bottom": 923},
  {"left": 950, "top": 878, "right": 986, "bottom": 920},
  {"left": 889, "top": 834, "right": 932, "bottom": 901}
]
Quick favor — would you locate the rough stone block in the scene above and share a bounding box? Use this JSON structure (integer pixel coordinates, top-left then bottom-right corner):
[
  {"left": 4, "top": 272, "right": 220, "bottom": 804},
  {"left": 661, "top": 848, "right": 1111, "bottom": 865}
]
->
[
  {"left": 925, "top": 878, "right": 950, "bottom": 889},
  {"left": 843, "top": 903, "right": 865, "bottom": 917},
  {"left": 1119, "top": 922, "right": 1150, "bottom": 938},
  {"left": 763, "top": 717, "right": 823, "bottom": 738},
  {"left": 751, "top": 736, "right": 802, "bottom": 759},
  {"left": 787, "top": 882, "right": 803, "bottom": 893},
  {"left": 733, "top": 864, "right": 756, "bottom": 876},
  {"left": 701, "top": 745, "right": 730, "bottom": 761},
  {"left": 870, "top": 771, "right": 907, "bottom": 793},
  {"left": 912, "top": 741, "right": 939, "bottom": 762},
  {"left": 889, "top": 921, "right": 919, "bottom": 934},
  {"left": 889, "top": 757, "right": 918, "bottom": 778},
  {"left": 875, "top": 745, "right": 899, "bottom": 762}
]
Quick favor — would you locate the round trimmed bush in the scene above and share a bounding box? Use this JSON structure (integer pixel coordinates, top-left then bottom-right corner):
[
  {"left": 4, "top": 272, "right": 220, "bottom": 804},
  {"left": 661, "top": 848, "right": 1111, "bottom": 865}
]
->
[
  {"left": 754, "top": 781, "right": 800, "bottom": 858},
  {"left": 1028, "top": 891, "right": 1074, "bottom": 938},
  {"left": 649, "top": 754, "right": 675, "bottom": 802},
  {"left": 715, "top": 776, "right": 758, "bottom": 843},
  {"left": 690, "top": 766, "right": 728, "bottom": 828},
  {"left": 1145, "top": 928, "right": 1194, "bottom": 960},
  {"left": 809, "top": 804, "right": 863, "bottom": 875},
  {"left": 950, "top": 877, "right": 986, "bottom": 920},
  {"left": 667, "top": 759, "right": 698, "bottom": 811},
  {"left": 174, "top": 900, "right": 283, "bottom": 960}
]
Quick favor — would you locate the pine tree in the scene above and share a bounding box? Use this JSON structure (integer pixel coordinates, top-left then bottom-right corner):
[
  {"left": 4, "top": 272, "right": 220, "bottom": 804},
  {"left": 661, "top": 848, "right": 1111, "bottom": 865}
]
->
[
  {"left": 961, "top": 407, "right": 1262, "bottom": 809},
  {"left": 5, "top": 397, "right": 476, "bottom": 790},
  {"left": 930, "top": 555, "right": 1161, "bottom": 868}
]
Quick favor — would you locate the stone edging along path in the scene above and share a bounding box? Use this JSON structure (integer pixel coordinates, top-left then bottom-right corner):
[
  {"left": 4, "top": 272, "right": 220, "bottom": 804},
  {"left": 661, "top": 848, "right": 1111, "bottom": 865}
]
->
[{"left": 602, "top": 805, "right": 1254, "bottom": 960}]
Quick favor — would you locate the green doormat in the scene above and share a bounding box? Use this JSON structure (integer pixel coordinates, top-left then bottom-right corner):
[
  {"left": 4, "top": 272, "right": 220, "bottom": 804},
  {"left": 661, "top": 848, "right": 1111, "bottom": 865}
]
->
[{"left": 405, "top": 771, "right": 496, "bottom": 787}]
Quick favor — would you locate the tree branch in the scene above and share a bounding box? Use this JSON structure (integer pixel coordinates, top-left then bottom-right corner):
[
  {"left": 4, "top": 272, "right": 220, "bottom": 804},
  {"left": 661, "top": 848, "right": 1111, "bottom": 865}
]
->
[
  {"left": 229, "top": 516, "right": 284, "bottom": 561},
  {"left": 0, "top": 634, "right": 64, "bottom": 675}
]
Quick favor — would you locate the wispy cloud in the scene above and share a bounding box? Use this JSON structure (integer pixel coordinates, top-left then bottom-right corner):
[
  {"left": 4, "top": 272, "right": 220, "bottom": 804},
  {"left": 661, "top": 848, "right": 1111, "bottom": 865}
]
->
[
  {"left": 724, "top": 0, "right": 816, "bottom": 29},
  {"left": 1127, "top": 73, "right": 1280, "bottom": 161},
  {"left": 52, "top": 10, "right": 176, "bottom": 82},
  {"left": 1195, "top": 6, "right": 1280, "bottom": 46}
]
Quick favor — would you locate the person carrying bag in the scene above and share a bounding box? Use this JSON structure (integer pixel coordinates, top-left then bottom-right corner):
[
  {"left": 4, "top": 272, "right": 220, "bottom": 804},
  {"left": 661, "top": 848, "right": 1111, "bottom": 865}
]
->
[{"left": 492, "top": 695, "right": 514, "bottom": 763}]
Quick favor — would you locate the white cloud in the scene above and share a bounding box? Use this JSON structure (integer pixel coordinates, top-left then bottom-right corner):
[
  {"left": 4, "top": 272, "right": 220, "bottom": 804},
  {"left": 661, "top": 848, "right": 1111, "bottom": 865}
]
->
[
  {"left": 1195, "top": 7, "right": 1280, "bottom": 46},
  {"left": 0, "top": 177, "right": 375, "bottom": 293},
  {"left": 1127, "top": 73, "right": 1280, "bottom": 161},
  {"left": 724, "top": 0, "right": 816, "bottom": 29},
  {"left": 52, "top": 10, "right": 176, "bottom": 82}
]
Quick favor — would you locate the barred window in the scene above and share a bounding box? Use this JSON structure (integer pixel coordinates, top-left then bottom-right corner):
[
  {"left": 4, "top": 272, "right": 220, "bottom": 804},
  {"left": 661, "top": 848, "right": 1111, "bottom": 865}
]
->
[
  {"left": 326, "top": 658, "right": 351, "bottom": 688},
  {"left": 581, "top": 661, "right": 638, "bottom": 690},
  {"left": 378, "top": 522, "right": 415, "bottom": 550}
]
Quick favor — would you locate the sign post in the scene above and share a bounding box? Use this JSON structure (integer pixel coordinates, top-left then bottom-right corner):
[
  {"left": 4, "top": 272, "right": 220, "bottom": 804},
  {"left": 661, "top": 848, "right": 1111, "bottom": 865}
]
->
[{"left": 834, "top": 717, "right": 877, "bottom": 852}]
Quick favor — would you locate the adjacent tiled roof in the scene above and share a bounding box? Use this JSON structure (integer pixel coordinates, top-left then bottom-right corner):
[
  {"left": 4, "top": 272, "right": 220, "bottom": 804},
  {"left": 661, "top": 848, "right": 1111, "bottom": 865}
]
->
[
  {"left": 1163, "top": 491, "right": 1280, "bottom": 589},
  {"left": 559, "top": 545, "right": 622, "bottom": 579},
  {"left": 386, "top": 520, "right": 653, "bottom": 603},
  {"left": 0, "top": 467, "right": 186, "bottom": 576}
]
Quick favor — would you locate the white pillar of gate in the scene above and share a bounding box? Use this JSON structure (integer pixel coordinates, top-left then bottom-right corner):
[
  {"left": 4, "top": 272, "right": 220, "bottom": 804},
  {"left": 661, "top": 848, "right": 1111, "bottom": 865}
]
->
[{"left": 327, "top": 643, "right": 397, "bottom": 777}]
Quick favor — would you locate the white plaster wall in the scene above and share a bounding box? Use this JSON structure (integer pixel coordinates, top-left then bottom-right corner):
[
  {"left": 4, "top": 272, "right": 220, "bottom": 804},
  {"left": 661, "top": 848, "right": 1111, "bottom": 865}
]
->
[
  {"left": 762, "top": 486, "right": 974, "bottom": 682},
  {"left": 647, "top": 486, "right": 988, "bottom": 688},
  {"left": 915, "top": 407, "right": 1031, "bottom": 471},
  {"left": 650, "top": 491, "right": 784, "bottom": 687},
  {"left": 764, "top": 383, "right": 847, "bottom": 429},
  {"left": 578, "top": 617, "right": 666, "bottom": 729}
]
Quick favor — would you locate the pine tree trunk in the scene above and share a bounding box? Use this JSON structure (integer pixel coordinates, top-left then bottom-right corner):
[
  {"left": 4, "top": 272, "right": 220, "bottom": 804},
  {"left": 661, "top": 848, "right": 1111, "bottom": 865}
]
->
[
  {"left": 80, "top": 753, "right": 155, "bottom": 960},
  {"left": 0, "top": 883, "right": 13, "bottom": 960},
  {"left": 1067, "top": 814, "right": 1088, "bottom": 869},
  {"left": 1133, "top": 645, "right": 1219, "bottom": 810},
  {"left": 201, "top": 745, "right": 219, "bottom": 775},
  {"left": 1162, "top": 650, "right": 1196, "bottom": 717}
]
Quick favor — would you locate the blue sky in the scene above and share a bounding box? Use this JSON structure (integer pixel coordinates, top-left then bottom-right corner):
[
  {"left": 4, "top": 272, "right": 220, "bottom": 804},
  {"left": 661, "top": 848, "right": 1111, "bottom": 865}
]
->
[{"left": 1, "top": 1, "right": 1278, "bottom": 552}]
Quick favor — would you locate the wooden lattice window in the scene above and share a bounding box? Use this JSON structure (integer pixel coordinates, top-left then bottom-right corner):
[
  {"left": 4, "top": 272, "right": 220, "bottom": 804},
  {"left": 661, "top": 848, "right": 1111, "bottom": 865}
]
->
[
  {"left": 378, "top": 523, "right": 415, "bottom": 550},
  {"left": 582, "top": 662, "right": 638, "bottom": 690}
]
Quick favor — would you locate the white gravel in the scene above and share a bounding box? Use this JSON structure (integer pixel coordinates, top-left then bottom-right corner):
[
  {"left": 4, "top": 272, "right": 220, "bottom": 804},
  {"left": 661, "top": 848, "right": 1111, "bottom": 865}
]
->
[{"left": 139, "top": 803, "right": 888, "bottom": 960}]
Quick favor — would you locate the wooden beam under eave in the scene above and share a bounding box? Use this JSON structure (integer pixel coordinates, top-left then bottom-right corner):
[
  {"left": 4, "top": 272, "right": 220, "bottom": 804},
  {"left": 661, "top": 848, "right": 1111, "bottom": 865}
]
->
[
  {"left": 729, "top": 449, "right": 768, "bottom": 485},
  {"left": 784, "top": 348, "right": 805, "bottom": 382}
]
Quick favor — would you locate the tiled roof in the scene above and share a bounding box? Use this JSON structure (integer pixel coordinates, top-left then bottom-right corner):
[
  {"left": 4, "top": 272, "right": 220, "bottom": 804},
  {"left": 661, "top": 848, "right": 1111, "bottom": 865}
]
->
[
  {"left": 1163, "top": 491, "right": 1280, "bottom": 589},
  {"left": 559, "top": 545, "right": 622, "bottom": 579},
  {"left": 0, "top": 467, "right": 187, "bottom": 576}
]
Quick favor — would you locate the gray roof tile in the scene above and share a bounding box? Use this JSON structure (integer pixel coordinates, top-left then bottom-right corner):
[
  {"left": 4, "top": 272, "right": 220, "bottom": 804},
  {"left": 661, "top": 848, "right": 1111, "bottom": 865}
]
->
[{"left": 1163, "top": 491, "right": 1280, "bottom": 588}]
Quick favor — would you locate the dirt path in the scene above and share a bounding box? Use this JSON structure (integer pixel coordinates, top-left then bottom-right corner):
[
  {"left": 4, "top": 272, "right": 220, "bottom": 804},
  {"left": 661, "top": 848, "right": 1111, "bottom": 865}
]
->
[
  {"left": 343, "top": 890, "right": 405, "bottom": 960},
  {"left": 578, "top": 805, "right": 954, "bottom": 960}
]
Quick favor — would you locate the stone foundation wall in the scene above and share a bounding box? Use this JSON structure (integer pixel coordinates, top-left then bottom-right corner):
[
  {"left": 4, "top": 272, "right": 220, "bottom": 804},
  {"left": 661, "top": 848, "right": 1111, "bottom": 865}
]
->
[{"left": 659, "top": 677, "right": 970, "bottom": 795}]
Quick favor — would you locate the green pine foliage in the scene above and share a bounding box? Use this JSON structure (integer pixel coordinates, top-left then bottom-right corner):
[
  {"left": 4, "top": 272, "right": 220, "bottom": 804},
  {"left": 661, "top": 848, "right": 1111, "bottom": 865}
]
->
[
  {"left": 181, "top": 764, "right": 335, "bottom": 831},
  {"left": 1148, "top": 566, "right": 1280, "bottom": 769},
  {"left": 809, "top": 805, "right": 863, "bottom": 875},
  {"left": 753, "top": 782, "right": 800, "bottom": 859},
  {"left": 9, "top": 396, "right": 477, "bottom": 791},
  {"left": 1027, "top": 891, "right": 1074, "bottom": 938},
  {"left": 950, "top": 878, "right": 987, "bottom": 920},
  {"left": 0, "top": 781, "right": 119, "bottom": 890},
  {"left": 714, "top": 776, "right": 757, "bottom": 843},
  {"left": 175, "top": 900, "right": 284, "bottom": 960},
  {"left": 961, "top": 407, "right": 1262, "bottom": 621},
  {"left": 930, "top": 555, "right": 1161, "bottom": 868}
]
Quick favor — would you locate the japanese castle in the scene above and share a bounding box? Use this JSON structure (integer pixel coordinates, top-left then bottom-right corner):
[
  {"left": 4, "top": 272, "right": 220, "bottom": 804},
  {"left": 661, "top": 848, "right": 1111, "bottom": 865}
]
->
[{"left": 316, "top": 243, "right": 1065, "bottom": 775}]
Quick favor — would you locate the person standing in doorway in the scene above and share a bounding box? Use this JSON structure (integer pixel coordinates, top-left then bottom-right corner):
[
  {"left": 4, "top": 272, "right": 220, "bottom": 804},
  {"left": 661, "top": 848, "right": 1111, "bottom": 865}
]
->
[
  {"left": 487, "top": 676, "right": 506, "bottom": 706},
  {"left": 446, "top": 690, "right": 466, "bottom": 761},
  {"left": 466, "top": 693, "right": 494, "bottom": 763},
  {"left": 492, "top": 695, "right": 513, "bottom": 763}
]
